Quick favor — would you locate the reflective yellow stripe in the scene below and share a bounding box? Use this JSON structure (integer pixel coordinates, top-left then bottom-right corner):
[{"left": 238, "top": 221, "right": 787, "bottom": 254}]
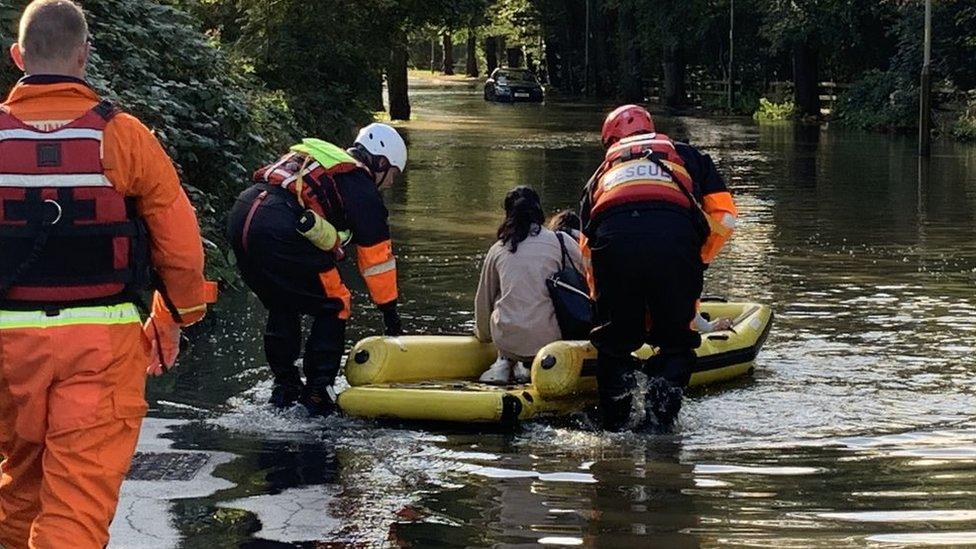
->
[
  {"left": 0, "top": 303, "right": 141, "bottom": 330},
  {"left": 362, "top": 258, "right": 397, "bottom": 277}
]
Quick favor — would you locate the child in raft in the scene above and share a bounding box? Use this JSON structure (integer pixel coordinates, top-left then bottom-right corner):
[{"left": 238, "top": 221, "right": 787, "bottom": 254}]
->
[
  {"left": 474, "top": 188, "right": 584, "bottom": 385},
  {"left": 547, "top": 209, "right": 734, "bottom": 334}
]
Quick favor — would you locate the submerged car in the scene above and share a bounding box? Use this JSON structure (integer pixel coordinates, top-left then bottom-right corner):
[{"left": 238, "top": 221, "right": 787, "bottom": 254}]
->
[{"left": 484, "top": 68, "right": 545, "bottom": 103}]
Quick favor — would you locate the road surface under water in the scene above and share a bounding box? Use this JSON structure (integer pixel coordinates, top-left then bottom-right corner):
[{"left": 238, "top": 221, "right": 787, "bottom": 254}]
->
[{"left": 120, "top": 78, "right": 976, "bottom": 548}]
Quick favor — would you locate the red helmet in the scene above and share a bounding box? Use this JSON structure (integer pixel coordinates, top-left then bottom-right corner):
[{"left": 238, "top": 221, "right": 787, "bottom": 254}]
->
[{"left": 601, "top": 104, "right": 655, "bottom": 148}]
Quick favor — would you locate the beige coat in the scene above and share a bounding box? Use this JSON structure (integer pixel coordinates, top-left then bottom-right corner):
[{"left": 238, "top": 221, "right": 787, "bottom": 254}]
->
[{"left": 474, "top": 227, "right": 584, "bottom": 360}]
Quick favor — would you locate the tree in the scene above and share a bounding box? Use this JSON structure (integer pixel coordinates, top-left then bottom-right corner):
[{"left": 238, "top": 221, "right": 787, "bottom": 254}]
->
[
  {"left": 834, "top": 0, "right": 975, "bottom": 132},
  {"left": 486, "top": 36, "right": 499, "bottom": 73},
  {"left": 466, "top": 30, "right": 480, "bottom": 77},
  {"left": 388, "top": 34, "right": 412, "bottom": 120},
  {"left": 761, "top": 0, "right": 888, "bottom": 118},
  {"left": 231, "top": 0, "right": 390, "bottom": 139},
  {"left": 617, "top": 0, "right": 642, "bottom": 103},
  {"left": 442, "top": 31, "right": 455, "bottom": 74}
]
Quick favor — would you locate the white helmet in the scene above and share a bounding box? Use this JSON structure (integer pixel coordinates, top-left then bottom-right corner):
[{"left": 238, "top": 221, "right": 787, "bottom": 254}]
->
[{"left": 354, "top": 123, "right": 407, "bottom": 171}]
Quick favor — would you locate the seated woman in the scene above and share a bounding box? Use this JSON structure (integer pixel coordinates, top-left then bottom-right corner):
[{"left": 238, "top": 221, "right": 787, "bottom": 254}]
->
[{"left": 475, "top": 187, "right": 583, "bottom": 384}]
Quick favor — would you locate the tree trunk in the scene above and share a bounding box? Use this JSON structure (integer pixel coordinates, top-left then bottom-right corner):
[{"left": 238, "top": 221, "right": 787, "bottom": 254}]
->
[
  {"left": 465, "top": 30, "right": 479, "bottom": 77},
  {"left": 536, "top": 36, "right": 549, "bottom": 84},
  {"left": 430, "top": 38, "right": 439, "bottom": 73},
  {"left": 594, "top": 0, "right": 615, "bottom": 97},
  {"left": 485, "top": 36, "right": 498, "bottom": 74},
  {"left": 367, "top": 70, "right": 385, "bottom": 111},
  {"left": 662, "top": 41, "right": 687, "bottom": 109},
  {"left": 792, "top": 39, "right": 820, "bottom": 118},
  {"left": 497, "top": 36, "right": 506, "bottom": 67},
  {"left": 617, "top": 2, "right": 642, "bottom": 102},
  {"left": 441, "top": 32, "right": 454, "bottom": 75},
  {"left": 506, "top": 47, "right": 523, "bottom": 68},
  {"left": 543, "top": 37, "right": 559, "bottom": 88},
  {"left": 560, "top": 27, "right": 578, "bottom": 93},
  {"left": 388, "top": 39, "right": 411, "bottom": 120}
]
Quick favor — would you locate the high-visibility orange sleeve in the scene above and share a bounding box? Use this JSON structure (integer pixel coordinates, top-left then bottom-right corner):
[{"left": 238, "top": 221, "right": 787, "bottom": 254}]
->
[
  {"left": 700, "top": 190, "right": 738, "bottom": 264},
  {"left": 318, "top": 268, "right": 352, "bottom": 320},
  {"left": 105, "top": 115, "right": 211, "bottom": 326},
  {"left": 579, "top": 233, "right": 596, "bottom": 299},
  {"left": 356, "top": 239, "right": 398, "bottom": 306}
]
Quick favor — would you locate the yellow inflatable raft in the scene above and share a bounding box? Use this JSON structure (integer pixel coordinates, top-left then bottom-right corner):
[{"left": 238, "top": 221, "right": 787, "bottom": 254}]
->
[{"left": 338, "top": 301, "right": 773, "bottom": 424}]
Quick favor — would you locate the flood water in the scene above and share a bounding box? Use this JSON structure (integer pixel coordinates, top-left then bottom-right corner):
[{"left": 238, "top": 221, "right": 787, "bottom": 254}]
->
[{"left": 132, "top": 78, "right": 976, "bottom": 548}]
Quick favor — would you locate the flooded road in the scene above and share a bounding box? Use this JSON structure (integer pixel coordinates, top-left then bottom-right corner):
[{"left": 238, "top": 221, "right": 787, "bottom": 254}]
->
[{"left": 123, "top": 78, "right": 976, "bottom": 547}]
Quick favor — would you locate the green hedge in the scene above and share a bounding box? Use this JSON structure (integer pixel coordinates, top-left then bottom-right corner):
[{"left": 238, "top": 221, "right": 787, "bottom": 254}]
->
[
  {"left": 832, "top": 69, "right": 918, "bottom": 133},
  {"left": 953, "top": 97, "right": 976, "bottom": 141}
]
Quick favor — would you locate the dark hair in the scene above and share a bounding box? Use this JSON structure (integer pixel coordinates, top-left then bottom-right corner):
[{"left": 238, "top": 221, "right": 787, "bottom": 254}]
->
[
  {"left": 497, "top": 186, "right": 544, "bottom": 253},
  {"left": 547, "top": 209, "right": 581, "bottom": 235}
]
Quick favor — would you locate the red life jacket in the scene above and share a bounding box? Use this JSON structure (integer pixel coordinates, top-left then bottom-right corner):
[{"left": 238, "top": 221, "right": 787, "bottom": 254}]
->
[
  {"left": 252, "top": 150, "right": 360, "bottom": 221},
  {"left": 589, "top": 132, "right": 696, "bottom": 219},
  {"left": 0, "top": 101, "right": 149, "bottom": 308}
]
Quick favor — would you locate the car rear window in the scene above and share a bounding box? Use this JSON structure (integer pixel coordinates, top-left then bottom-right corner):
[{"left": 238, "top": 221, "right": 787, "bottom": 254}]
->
[{"left": 497, "top": 71, "right": 537, "bottom": 83}]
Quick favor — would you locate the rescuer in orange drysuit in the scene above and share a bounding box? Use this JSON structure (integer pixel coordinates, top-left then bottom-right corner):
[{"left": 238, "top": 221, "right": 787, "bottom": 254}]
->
[{"left": 0, "top": 2, "right": 214, "bottom": 547}]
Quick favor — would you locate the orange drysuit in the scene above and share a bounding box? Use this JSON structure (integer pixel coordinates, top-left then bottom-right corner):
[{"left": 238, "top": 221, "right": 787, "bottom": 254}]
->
[{"left": 0, "top": 76, "right": 209, "bottom": 548}]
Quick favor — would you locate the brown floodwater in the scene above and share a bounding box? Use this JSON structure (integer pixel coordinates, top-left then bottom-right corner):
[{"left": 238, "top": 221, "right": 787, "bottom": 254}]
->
[{"left": 138, "top": 77, "right": 976, "bottom": 548}]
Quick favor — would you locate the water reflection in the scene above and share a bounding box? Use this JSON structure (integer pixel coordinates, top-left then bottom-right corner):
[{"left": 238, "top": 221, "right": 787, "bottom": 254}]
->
[{"left": 127, "top": 77, "right": 976, "bottom": 547}]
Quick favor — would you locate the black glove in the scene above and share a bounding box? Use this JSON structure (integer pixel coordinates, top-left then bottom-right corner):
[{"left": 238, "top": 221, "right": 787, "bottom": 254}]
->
[{"left": 379, "top": 301, "right": 404, "bottom": 336}]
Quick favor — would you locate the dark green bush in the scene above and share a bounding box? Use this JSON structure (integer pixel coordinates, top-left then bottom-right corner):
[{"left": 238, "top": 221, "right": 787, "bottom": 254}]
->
[
  {"left": 953, "top": 97, "right": 976, "bottom": 141},
  {"left": 833, "top": 69, "right": 917, "bottom": 132}
]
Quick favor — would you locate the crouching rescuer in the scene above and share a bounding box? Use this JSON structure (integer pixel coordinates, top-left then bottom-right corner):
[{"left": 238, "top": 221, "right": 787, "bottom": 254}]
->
[
  {"left": 228, "top": 124, "right": 407, "bottom": 416},
  {"left": 581, "top": 104, "right": 737, "bottom": 431},
  {"left": 0, "top": 1, "right": 216, "bottom": 547}
]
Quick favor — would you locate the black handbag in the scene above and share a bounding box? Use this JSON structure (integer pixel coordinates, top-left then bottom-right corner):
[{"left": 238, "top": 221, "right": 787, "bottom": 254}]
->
[{"left": 547, "top": 232, "right": 594, "bottom": 340}]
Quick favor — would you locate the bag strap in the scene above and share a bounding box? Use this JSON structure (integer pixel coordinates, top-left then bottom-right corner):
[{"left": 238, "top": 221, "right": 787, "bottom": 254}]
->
[
  {"left": 554, "top": 231, "right": 586, "bottom": 273},
  {"left": 643, "top": 150, "right": 700, "bottom": 210},
  {"left": 555, "top": 232, "right": 569, "bottom": 270}
]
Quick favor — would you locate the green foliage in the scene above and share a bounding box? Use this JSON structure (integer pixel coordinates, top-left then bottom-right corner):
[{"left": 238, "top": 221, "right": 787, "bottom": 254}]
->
[
  {"left": 952, "top": 97, "right": 976, "bottom": 141},
  {"left": 735, "top": 90, "right": 762, "bottom": 116},
  {"left": 211, "top": 0, "right": 467, "bottom": 140},
  {"left": 227, "top": 0, "right": 384, "bottom": 142},
  {"left": 702, "top": 88, "right": 761, "bottom": 116},
  {"left": 834, "top": 0, "right": 975, "bottom": 135},
  {"left": 885, "top": 0, "right": 976, "bottom": 92},
  {"left": 833, "top": 70, "right": 917, "bottom": 132},
  {"left": 753, "top": 97, "right": 795, "bottom": 121}
]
